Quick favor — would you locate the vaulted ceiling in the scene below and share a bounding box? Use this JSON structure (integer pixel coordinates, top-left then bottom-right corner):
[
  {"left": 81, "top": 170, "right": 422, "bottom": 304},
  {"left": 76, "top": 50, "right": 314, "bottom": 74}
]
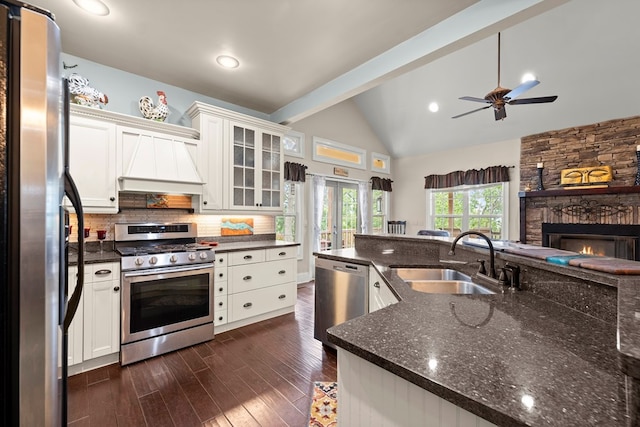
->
[{"left": 33, "top": 0, "right": 640, "bottom": 158}]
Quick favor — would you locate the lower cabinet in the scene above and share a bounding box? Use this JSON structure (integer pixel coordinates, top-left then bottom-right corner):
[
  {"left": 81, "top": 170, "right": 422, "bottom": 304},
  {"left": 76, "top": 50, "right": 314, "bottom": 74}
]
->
[
  {"left": 215, "top": 246, "right": 297, "bottom": 332},
  {"left": 369, "top": 266, "right": 399, "bottom": 313},
  {"left": 67, "top": 262, "right": 121, "bottom": 373}
]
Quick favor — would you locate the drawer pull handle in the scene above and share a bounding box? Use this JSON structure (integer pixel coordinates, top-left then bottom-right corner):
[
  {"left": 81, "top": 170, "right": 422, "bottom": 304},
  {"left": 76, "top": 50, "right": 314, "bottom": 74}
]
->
[
  {"left": 373, "top": 281, "right": 380, "bottom": 288},
  {"left": 243, "top": 302, "right": 252, "bottom": 308},
  {"left": 95, "top": 269, "right": 111, "bottom": 276},
  {"left": 113, "top": 286, "right": 120, "bottom": 292},
  {"left": 243, "top": 255, "right": 253, "bottom": 260},
  {"left": 278, "top": 251, "right": 286, "bottom": 256},
  {"left": 218, "top": 301, "right": 223, "bottom": 307},
  {"left": 218, "top": 287, "right": 224, "bottom": 292},
  {"left": 243, "top": 275, "right": 252, "bottom": 281},
  {"left": 218, "top": 316, "right": 223, "bottom": 321},
  {"left": 219, "top": 273, "right": 224, "bottom": 277},
  {"left": 278, "top": 270, "right": 286, "bottom": 275},
  {"left": 278, "top": 294, "right": 286, "bottom": 299},
  {"left": 218, "top": 258, "right": 224, "bottom": 263}
]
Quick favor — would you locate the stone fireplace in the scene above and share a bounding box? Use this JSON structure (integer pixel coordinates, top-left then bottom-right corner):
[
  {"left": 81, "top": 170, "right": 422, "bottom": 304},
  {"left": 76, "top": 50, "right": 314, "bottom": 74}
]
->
[{"left": 519, "top": 115, "right": 640, "bottom": 250}]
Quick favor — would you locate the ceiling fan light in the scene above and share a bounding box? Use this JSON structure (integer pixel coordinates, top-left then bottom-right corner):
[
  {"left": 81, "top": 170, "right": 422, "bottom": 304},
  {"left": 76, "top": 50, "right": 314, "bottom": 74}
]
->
[
  {"left": 428, "top": 102, "right": 439, "bottom": 113},
  {"left": 217, "top": 55, "right": 240, "bottom": 69},
  {"left": 72, "top": 0, "right": 110, "bottom": 16},
  {"left": 521, "top": 72, "right": 536, "bottom": 83}
]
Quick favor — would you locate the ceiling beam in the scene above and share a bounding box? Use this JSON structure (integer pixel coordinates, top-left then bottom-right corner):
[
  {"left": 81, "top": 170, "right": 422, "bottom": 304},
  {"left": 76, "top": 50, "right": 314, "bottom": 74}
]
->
[{"left": 270, "top": 0, "right": 568, "bottom": 125}]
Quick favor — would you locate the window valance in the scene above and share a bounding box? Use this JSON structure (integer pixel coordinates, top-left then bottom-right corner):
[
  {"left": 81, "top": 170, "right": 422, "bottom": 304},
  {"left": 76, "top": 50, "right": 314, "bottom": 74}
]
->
[
  {"left": 424, "top": 165, "right": 511, "bottom": 189},
  {"left": 284, "top": 161, "right": 308, "bottom": 182},
  {"left": 371, "top": 176, "right": 393, "bottom": 192}
]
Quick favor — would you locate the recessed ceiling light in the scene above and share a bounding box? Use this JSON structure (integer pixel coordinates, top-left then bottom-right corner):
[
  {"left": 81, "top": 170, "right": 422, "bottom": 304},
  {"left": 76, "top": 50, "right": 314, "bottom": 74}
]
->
[
  {"left": 216, "top": 55, "right": 240, "bottom": 69},
  {"left": 521, "top": 72, "right": 536, "bottom": 83},
  {"left": 428, "top": 102, "right": 439, "bottom": 113},
  {"left": 72, "top": 0, "right": 110, "bottom": 16}
]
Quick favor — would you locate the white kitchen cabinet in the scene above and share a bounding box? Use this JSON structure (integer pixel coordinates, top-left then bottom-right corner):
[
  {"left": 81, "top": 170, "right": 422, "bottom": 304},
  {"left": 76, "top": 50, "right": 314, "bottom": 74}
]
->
[
  {"left": 369, "top": 266, "right": 399, "bottom": 313},
  {"left": 186, "top": 101, "right": 289, "bottom": 213},
  {"left": 82, "top": 263, "right": 121, "bottom": 361},
  {"left": 214, "top": 253, "right": 228, "bottom": 327},
  {"left": 229, "top": 122, "right": 283, "bottom": 211},
  {"left": 216, "top": 247, "right": 297, "bottom": 331},
  {"left": 68, "top": 115, "right": 118, "bottom": 213}
]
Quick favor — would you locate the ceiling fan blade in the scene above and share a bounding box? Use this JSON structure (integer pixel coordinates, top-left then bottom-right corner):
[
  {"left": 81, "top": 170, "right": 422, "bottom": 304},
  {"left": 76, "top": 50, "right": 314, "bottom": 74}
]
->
[
  {"left": 452, "top": 105, "right": 492, "bottom": 119},
  {"left": 509, "top": 95, "right": 558, "bottom": 105},
  {"left": 494, "top": 107, "right": 506, "bottom": 121},
  {"left": 504, "top": 80, "right": 540, "bottom": 100},
  {"left": 459, "top": 96, "right": 491, "bottom": 104}
]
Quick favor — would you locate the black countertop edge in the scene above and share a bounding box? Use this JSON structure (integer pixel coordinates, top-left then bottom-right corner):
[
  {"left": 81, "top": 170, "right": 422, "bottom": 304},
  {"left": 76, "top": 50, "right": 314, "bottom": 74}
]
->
[{"left": 68, "top": 240, "right": 299, "bottom": 266}]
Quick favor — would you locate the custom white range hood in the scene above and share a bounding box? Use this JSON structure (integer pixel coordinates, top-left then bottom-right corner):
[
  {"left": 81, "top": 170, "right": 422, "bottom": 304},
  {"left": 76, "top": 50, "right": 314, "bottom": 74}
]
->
[{"left": 118, "top": 125, "right": 204, "bottom": 195}]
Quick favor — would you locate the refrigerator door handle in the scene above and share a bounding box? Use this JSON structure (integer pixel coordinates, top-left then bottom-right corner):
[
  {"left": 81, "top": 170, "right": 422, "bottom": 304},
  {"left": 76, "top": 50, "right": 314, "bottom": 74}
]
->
[{"left": 62, "top": 77, "right": 85, "bottom": 332}]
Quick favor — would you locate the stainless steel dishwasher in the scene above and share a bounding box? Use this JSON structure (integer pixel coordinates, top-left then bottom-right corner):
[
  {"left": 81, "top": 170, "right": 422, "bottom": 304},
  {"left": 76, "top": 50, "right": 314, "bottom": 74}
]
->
[{"left": 314, "top": 257, "right": 369, "bottom": 349}]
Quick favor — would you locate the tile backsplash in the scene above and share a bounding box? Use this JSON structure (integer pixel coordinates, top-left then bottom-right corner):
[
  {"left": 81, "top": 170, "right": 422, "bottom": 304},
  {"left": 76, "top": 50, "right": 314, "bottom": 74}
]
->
[{"left": 69, "top": 211, "right": 275, "bottom": 242}]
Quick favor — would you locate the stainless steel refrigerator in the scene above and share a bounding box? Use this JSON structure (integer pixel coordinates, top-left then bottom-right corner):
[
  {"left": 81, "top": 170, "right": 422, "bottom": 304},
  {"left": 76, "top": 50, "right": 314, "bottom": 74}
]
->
[{"left": 0, "top": 1, "right": 85, "bottom": 425}]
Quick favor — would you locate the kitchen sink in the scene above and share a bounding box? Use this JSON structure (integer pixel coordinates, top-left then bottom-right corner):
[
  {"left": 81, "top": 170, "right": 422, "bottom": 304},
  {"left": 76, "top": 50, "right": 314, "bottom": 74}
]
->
[{"left": 392, "top": 268, "right": 495, "bottom": 295}]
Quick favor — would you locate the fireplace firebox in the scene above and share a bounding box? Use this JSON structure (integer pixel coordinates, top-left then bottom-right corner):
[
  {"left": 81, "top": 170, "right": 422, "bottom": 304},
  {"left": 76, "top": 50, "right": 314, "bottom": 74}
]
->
[{"left": 542, "top": 223, "right": 640, "bottom": 261}]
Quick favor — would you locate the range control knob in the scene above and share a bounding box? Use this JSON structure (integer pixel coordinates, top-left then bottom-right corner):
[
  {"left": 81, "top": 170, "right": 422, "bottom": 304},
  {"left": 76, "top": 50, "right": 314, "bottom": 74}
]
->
[
  {"left": 134, "top": 257, "right": 144, "bottom": 266},
  {"left": 199, "top": 252, "right": 208, "bottom": 260},
  {"left": 188, "top": 253, "right": 197, "bottom": 261},
  {"left": 170, "top": 255, "right": 178, "bottom": 263},
  {"left": 149, "top": 256, "right": 158, "bottom": 265}
]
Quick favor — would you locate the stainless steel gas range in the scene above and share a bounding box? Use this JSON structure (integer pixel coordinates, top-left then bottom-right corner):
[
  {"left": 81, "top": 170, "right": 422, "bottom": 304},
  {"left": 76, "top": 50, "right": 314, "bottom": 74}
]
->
[{"left": 115, "top": 223, "right": 215, "bottom": 365}]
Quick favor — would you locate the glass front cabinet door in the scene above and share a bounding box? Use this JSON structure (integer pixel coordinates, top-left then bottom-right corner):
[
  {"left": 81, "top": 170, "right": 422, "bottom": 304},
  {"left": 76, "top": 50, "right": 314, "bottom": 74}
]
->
[{"left": 230, "top": 122, "right": 283, "bottom": 211}]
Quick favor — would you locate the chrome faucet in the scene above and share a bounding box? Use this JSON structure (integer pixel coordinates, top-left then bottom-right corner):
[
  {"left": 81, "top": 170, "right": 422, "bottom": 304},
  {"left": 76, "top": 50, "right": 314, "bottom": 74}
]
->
[{"left": 448, "top": 230, "right": 497, "bottom": 279}]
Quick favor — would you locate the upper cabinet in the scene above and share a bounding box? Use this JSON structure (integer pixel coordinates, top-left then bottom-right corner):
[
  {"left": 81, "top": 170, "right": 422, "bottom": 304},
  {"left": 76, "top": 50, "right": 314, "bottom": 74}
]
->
[
  {"left": 187, "top": 102, "right": 289, "bottom": 213},
  {"left": 68, "top": 114, "right": 118, "bottom": 213}
]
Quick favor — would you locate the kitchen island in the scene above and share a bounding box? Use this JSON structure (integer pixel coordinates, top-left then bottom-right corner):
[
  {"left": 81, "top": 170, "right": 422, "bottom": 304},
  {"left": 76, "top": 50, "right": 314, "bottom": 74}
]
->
[{"left": 318, "top": 234, "right": 638, "bottom": 426}]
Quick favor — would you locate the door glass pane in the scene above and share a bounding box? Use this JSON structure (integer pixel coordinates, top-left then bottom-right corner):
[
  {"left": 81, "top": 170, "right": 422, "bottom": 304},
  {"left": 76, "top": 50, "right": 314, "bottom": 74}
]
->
[
  {"left": 234, "top": 145, "right": 243, "bottom": 166},
  {"left": 234, "top": 167, "right": 243, "bottom": 187},
  {"left": 262, "top": 191, "right": 271, "bottom": 207},
  {"left": 341, "top": 187, "right": 358, "bottom": 249},
  {"left": 234, "top": 188, "right": 243, "bottom": 205},
  {"left": 262, "top": 151, "right": 272, "bottom": 171},
  {"left": 262, "top": 133, "right": 271, "bottom": 150},
  {"left": 272, "top": 136, "right": 280, "bottom": 152},
  {"left": 272, "top": 173, "right": 280, "bottom": 190},
  {"left": 272, "top": 190, "right": 280, "bottom": 207},
  {"left": 246, "top": 189, "right": 254, "bottom": 206},
  {"left": 246, "top": 148, "right": 254, "bottom": 168},
  {"left": 234, "top": 126, "right": 243, "bottom": 143},
  {"left": 245, "top": 168, "right": 254, "bottom": 188},
  {"left": 262, "top": 171, "right": 271, "bottom": 189}
]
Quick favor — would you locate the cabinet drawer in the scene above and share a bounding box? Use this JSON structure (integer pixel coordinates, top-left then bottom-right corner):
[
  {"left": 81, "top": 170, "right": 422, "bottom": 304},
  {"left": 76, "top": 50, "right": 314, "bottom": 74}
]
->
[
  {"left": 229, "top": 282, "right": 296, "bottom": 322},
  {"left": 228, "top": 258, "right": 295, "bottom": 293},
  {"left": 266, "top": 246, "right": 297, "bottom": 261},
  {"left": 215, "top": 253, "right": 228, "bottom": 267},
  {"left": 214, "top": 310, "right": 227, "bottom": 326},
  {"left": 89, "top": 263, "right": 120, "bottom": 282},
  {"left": 214, "top": 295, "right": 227, "bottom": 311},
  {"left": 229, "top": 249, "right": 265, "bottom": 266}
]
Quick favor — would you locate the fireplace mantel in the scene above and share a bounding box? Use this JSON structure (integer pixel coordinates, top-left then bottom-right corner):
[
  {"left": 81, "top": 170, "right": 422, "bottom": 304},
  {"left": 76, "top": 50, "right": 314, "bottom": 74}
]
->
[
  {"left": 519, "top": 186, "right": 640, "bottom": 243},
  {"left": 519, "top": 186, "right": 640, "bottom": 199}
]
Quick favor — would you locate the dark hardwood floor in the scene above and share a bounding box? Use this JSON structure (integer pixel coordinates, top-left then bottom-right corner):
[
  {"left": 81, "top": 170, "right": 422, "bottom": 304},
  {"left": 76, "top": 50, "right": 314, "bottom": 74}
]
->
[{"left": 67, "top": 281, "right": 337, "bottom": 426}]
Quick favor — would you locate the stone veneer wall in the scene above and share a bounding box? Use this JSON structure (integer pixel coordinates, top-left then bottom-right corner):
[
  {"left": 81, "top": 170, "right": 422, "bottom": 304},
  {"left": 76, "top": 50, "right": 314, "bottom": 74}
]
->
[{"left": 520, "top": 115, "right": 640, "bottom": 244}]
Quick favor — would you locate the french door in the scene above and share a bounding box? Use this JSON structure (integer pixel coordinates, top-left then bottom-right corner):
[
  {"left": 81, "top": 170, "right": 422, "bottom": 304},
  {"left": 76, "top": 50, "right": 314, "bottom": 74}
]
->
[{"left": 321, "top": 181, "right": 359, "bottom": 250}]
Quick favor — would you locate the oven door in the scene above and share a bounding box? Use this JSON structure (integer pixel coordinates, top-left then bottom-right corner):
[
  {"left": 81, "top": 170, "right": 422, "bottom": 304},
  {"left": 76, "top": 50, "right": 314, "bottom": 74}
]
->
[{"left": 121, "top": 264, "right": 214, "bottom": 344}]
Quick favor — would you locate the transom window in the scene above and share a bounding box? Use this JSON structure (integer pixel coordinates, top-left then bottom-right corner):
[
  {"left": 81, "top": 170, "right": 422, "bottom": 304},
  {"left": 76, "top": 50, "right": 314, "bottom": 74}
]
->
[{"left": 426, "top": 183, "right": 508, "bottom": 240}]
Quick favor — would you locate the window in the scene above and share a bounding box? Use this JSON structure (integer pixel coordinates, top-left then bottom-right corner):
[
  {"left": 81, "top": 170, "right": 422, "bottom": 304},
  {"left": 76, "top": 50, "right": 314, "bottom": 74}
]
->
[
  {"left": 276, "top": 181, "right": 302, "bottom": 257},
  {"left": 372, "top": 189, "right": 387, "bottom": 234},
  {"left": 426, "top": 183, "right": 508, "bottom": 239},
  {"left": 371, "top": 152, "right": 390, "bottom": 174},
  {"left": 283, "top": 130, "right": 305, "bottom": 158},
  {"left": 312, "top": 137, "right": 366, "bottom": 170}
]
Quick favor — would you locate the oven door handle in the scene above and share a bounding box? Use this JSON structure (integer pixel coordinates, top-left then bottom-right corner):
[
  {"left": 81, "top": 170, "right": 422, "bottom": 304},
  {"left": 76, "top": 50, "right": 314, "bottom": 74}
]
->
[{"left": 122, "top": 263, "right": 214, "bottom": 278}]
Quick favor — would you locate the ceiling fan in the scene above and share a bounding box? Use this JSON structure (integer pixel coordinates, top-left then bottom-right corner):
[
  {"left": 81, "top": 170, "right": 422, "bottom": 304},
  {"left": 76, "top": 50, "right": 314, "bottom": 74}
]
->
[{"left": 452, "top": 32, "right": 558, "bottom": 121}]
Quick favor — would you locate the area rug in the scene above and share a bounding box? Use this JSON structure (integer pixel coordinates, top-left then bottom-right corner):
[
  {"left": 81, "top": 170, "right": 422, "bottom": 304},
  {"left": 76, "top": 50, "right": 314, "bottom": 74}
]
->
[{"left": 308, "top": 381, "right": 338, "bottom": 427}]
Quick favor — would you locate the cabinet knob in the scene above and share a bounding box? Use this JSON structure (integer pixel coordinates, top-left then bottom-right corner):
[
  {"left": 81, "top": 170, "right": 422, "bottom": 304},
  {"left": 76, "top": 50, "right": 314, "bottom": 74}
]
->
[
  {"left": 113, "top": 286, "right": 120, "bottom": 292},
  {"left": 218, "top": 258, "right": 224, "bottom": 263},
  {"left": 278, "top": 294, "right": 286, "bottom": 299},
  {"left": 218, "top": 273, "right": 224, "bottom": 278},
  {"left": 218, "top": 287, "right": 224, "bottom": 292},
  {"left": 374, "top": 281, "right": 380, "bottom": 288},
  {"left": 243, "top": 302, "right": 252, "bottom": 308},
  {"left": 218, "top": 301, "right": 223, "bottom": 307},
  {"left": 218, "top": 316, "right": 223, "bottom": 321},
  {"left": 243, "top": 275, "right": 252, "bottom": 281},
  {"left": 110, "top": 196, "right": 115, "bottom": 202},
  {"left": 203, "top": 201, "right": 208, "bottom": 205}
]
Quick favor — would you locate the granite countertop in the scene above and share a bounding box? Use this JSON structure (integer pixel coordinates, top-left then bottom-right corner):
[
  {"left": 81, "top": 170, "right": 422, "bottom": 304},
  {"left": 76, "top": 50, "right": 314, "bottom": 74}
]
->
[
  {"left": 318, "top": 244, "right": 633, "bottom": 426},
  {"left": 68, "top": 240, "right": 299, "bottom": 265}
]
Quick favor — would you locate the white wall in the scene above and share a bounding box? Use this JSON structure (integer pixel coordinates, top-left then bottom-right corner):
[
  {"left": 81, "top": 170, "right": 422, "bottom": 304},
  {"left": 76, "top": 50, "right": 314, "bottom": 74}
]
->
[{"left": 391, "top": 139, "right": 521, "bottom": 239}]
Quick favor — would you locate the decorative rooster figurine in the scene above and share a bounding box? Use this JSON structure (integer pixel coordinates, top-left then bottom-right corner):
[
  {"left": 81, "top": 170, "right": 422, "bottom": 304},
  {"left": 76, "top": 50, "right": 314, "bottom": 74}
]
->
[
  {"left": 139, "top": 91, "right": 169, "bottom": 122},
  {"left": 67, "top": 73, "right": 108, "bottom": 108}
]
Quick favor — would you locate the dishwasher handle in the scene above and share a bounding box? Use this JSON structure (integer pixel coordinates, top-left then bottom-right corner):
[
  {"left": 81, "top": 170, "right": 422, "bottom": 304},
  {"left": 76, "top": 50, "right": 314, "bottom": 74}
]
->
[{"left": 333, "top": 264, "right": 360, "bottom": 273}]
